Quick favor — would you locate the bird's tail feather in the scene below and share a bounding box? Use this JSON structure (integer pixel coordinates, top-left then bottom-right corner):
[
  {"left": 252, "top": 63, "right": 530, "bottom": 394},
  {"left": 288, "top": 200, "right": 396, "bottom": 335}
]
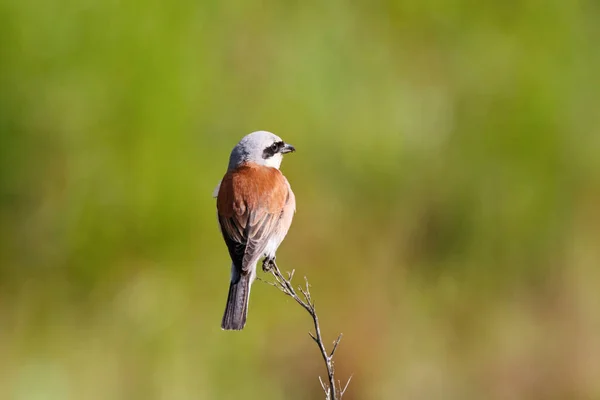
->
[{"left": 221, "top": 273, "right": 250, "bottom": 330}]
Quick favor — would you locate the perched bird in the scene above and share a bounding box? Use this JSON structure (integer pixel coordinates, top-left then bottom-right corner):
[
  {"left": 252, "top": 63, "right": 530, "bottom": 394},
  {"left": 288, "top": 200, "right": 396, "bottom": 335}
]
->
[{"left": 214, "top": 131, "right": 296, "bottom": 330}]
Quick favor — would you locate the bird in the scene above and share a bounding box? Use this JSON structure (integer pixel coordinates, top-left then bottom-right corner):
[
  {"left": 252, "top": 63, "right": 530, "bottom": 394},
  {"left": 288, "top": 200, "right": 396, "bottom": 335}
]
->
[{"left": 214, "top": 131, "right": 296, "bottom": 330}]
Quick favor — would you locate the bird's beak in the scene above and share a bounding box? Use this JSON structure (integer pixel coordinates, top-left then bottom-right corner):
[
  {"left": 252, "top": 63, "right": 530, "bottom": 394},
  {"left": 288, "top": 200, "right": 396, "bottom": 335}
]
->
[{"left": 281, "top": 143, "right": 296, "bottom": 154}]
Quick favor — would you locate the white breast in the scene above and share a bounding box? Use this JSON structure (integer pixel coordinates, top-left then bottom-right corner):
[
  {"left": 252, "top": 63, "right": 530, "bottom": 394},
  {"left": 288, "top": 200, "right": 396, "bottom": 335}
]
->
[{"left": 212, "top": 181, "right": 221, "bottom": 198}]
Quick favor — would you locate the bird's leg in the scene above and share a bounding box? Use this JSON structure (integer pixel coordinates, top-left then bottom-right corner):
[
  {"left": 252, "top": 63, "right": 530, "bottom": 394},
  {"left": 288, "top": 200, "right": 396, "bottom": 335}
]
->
[{"left": 262, "top": 256, "right": 276, "bottom": 272}]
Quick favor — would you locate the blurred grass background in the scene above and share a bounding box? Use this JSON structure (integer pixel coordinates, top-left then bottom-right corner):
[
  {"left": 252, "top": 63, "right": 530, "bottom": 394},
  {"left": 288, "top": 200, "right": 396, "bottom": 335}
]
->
[{"left": 1, "top": 0, "right": 600, "bottom": 399}]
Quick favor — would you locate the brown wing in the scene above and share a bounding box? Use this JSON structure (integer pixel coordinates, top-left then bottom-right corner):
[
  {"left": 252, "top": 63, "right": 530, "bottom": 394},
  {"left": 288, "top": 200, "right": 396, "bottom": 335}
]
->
[{"left": 217, "top": 163, "right": 289, "bottom": 276}]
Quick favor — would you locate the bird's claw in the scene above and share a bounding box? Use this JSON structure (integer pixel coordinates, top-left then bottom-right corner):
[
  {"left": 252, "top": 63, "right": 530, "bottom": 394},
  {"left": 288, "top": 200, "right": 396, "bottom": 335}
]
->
[{"left": 262, "top": 257, "right": 276, "bottom": 272}]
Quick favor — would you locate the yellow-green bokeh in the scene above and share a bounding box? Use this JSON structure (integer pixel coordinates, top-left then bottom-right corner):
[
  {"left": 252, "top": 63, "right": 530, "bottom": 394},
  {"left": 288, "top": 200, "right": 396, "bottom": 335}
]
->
[{"left": 1, "top": 1, "right": 599, "bottom": 399}]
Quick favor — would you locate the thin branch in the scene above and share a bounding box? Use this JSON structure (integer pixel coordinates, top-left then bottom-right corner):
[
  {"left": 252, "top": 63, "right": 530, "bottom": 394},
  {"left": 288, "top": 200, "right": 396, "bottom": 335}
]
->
[
  {"left": 263, "top": 263, "right": 351, "bottom": 399},
  {"left": 318, "top": 376, "right": 329, "bottom": 400},
  {"left": 330, "top": 333, "right": 343, "bottom": 358},
  {"left": 340, "top": 375, "right": 353, "bottom": 398}
]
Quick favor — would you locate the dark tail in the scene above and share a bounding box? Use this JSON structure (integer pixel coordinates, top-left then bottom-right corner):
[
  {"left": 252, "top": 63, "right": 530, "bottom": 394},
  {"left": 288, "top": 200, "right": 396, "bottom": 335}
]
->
[{"left": 221, "top": 273, "right": 250, "bottom": 330}]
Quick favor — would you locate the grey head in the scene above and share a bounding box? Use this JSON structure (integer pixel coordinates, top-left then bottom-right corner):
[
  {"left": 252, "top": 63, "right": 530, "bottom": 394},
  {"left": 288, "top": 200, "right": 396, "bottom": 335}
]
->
[{"left": 228, "top": 130, "right": 295, "bottom": 171}]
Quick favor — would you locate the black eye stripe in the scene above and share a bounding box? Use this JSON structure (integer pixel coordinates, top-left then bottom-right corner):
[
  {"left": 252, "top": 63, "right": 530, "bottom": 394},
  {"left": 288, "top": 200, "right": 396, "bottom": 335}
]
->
[{"left": 262, "top": 141, "right": 284, "bottom": 159}]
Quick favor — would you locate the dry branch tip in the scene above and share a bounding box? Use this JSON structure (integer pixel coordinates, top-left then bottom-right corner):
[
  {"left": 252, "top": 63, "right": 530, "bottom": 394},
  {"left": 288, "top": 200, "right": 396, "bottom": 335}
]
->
[{"left": 261, "top": 263, "right": 351, "bottom": 399}]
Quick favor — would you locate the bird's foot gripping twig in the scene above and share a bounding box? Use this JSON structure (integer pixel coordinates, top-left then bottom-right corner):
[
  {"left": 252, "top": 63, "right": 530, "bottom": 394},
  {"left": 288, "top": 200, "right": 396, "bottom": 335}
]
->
[
  {"left": 260, "top": 262, "right": 352, "bottom": 399},
  {"left": 262, "top": 256, "right": 276, "bottom": 273}
]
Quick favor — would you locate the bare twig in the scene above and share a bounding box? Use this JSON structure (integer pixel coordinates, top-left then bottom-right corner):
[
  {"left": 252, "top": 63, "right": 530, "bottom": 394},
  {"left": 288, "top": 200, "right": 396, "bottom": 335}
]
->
[
  {"left": 330, "top": 333, "right": 343, "bottom": 357},
  {"left": 318, "top": 377, "right": 329, "bottom": 399},
  {"left": 340, "top": 374, "right": 353, "bottom": 397},
  {"left": 261, "top": 263, "right": 351, "bottom": 399}
]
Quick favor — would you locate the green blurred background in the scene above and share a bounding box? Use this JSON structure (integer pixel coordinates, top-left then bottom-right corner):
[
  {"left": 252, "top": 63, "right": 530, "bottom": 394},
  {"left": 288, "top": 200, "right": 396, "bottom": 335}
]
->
[{"left": 1, "top": 0, "right": 600, "bottom": 399}]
